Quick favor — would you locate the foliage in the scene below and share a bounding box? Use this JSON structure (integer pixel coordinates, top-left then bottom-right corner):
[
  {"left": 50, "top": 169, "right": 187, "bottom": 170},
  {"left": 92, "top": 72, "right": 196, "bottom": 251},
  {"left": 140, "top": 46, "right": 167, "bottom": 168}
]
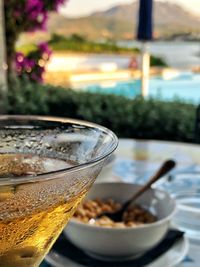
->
[
  {"left": 49, "top": 34, "right": 140, "bottom": 54},
  {"left": 48, "top": 34, "right": 167, "bottom": 66},
  {"left": 6, "top": 79, "right": 195, "bottom": 143},
  {"left": 16, "top": 44, "right": 38, "bottom": 55},
  {"left": 151, "top": 55, "right": 168, "bottom": 67},
  {"left": 4, "top": 0, "right": 66, "bottom": 33},
  {"left": 15, "top": 42, "right": 52, "bottom": 83},
  {"left": 4, "top": 0, "right": 66, "bottom": 77},
  {"left": 7, "top": 77, "right": 49, "bottom": 114}
]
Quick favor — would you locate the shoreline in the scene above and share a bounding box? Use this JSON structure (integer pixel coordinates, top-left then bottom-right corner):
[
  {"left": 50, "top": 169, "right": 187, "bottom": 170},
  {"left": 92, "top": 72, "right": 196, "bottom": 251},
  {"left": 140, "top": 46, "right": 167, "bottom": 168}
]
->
[{"left": 45, "top": 67, "right": 182, "bottom": 88}]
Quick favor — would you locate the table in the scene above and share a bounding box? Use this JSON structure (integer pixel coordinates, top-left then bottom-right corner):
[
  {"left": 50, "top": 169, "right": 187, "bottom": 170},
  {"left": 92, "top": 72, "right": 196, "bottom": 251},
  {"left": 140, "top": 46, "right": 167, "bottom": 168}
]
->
[
  {"left": 101, "top": 139, "right": 200, "bottom": 267},
  {"left": 97, "top": 138, "right": 200, "bottom": 183},
  {"left": 42, "top": 139, "right": 200, "bottom": 267}
]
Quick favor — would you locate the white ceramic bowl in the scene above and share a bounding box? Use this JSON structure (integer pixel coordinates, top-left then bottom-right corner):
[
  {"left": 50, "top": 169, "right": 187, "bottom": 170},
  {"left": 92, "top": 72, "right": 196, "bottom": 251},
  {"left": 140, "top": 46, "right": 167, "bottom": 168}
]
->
[{"left": 64, "top": 182, "right": 176, "bottom": 261}]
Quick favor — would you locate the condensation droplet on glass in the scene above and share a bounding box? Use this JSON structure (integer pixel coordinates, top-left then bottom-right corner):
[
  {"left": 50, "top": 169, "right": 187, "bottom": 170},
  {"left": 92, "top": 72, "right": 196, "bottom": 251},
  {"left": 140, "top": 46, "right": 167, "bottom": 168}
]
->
[{"left": 5, "top": 136, "right": 12, "bottom": 142}]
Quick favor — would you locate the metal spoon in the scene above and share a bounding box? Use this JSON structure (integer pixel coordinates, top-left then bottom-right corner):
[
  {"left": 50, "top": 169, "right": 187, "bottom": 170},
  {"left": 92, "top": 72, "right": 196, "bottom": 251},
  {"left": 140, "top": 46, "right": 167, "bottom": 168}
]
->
[{"left": 96, "top": 159, "right": 176, "bottom": 222}]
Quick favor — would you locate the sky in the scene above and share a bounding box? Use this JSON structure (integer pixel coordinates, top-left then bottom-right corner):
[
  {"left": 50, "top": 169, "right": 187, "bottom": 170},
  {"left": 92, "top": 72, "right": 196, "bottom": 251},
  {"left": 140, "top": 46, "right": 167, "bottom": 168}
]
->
[{"left": 60, "top": 0, "right": 200, "bottom": 17}]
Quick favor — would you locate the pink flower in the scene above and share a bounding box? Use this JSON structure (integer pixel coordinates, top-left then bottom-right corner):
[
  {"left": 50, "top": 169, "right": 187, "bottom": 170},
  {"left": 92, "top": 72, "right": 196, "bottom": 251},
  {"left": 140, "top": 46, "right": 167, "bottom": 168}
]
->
[
  {"left": 15, "top": 43, "right": 52, "bottom": 83},
  {"left": 38, "top": 42, "right": 52, "bottom": 58},
  {"left": 11, "top": 1, "right": 67, "bottom": 32},
  {"left": 25, "top": 0, "right": 44, "bottom": 20},
  {"left": 54, "top": 0, "right": 66, "bottom": 11},
  {"left": 11, "top": 1, "right": 67, "bottom": 81},
  {"left": 25, "top": 0, "right": 48, "bottom": 31}
]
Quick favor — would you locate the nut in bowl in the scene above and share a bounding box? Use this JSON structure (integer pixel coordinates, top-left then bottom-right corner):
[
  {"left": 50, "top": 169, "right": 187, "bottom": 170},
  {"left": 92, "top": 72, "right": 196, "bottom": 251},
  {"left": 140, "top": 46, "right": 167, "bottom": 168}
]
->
[
  {"left": 64, "top": 182, "right": 176, "bottom": 261},
  {"left": 73, "top": 199, "right": 157, "bottom": 228}
]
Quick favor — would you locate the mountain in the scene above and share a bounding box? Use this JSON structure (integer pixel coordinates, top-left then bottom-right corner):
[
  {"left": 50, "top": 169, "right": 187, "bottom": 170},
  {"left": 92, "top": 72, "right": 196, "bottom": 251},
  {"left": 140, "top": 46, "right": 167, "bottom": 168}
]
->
[
  {"left": 47, "top": 1, "right": 200, "bottom": 40},
  {"left": 47, "top": 14, "right": 134, "bottom": 39}
]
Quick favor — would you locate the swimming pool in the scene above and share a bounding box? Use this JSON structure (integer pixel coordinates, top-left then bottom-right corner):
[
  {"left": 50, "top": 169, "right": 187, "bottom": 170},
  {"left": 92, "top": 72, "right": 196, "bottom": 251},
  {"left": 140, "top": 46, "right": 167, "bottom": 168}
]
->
[{"left": 83, "top": 72, "right": 200, "bottom": 104}]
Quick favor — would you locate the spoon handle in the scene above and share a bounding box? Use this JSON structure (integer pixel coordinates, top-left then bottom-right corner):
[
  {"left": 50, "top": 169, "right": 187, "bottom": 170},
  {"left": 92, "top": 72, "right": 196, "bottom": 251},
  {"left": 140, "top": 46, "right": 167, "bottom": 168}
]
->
[{"left": 123, "top": 159, "right": 176, "bottom": 211}]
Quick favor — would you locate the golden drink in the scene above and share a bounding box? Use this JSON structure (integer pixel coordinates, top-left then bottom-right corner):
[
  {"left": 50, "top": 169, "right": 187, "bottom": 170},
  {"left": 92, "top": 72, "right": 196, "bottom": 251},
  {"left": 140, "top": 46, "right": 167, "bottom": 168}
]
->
[
  {"left": 0, "top": 116, "right": 117, "bottom": 267},
  {"left": 0, "top": 154, "right": 87, "bottom": 267}
]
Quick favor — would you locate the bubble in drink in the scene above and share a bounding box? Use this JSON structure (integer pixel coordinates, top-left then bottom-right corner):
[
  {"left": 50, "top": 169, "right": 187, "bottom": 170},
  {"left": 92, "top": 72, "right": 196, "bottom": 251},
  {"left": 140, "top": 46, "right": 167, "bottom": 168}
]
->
[{"left": 0, "top": 154, "right": 89, "bottom": 267}]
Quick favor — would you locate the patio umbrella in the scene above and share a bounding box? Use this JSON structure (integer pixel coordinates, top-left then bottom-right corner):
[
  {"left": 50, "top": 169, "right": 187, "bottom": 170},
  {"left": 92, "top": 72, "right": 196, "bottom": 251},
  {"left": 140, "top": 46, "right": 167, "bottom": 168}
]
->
[{"left": 137, "top": 0, "right": 153, "bottom": 98}]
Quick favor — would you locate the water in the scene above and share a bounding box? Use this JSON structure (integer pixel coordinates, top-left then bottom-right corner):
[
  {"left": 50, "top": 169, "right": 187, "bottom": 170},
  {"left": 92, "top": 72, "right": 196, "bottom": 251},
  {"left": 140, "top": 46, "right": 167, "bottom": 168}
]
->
[
  {"left": 48, "top": 41, "right": 200, "bottom": 72},
  {"left": 84, "top": 72, "right": 200, "bottom": 104},
  {"left": 119, "top": 40, "right": 200, "bottom": 69}
]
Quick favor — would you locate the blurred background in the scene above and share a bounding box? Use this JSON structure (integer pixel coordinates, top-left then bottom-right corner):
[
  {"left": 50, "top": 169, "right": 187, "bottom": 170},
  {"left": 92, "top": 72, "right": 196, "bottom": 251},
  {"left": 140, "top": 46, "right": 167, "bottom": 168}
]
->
[{"left": 0, "top": 0, "right": 200, "bottom": 143}]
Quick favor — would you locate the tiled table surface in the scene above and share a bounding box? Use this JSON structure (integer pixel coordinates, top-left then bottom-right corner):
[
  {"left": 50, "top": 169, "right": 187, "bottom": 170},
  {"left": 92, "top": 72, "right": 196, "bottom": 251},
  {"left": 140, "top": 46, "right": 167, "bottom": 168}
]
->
[
  {"left": 42, "top": 139, "right": 200, "bottom": 267},
  {"left": 99, "top": 139, "right": 200, "bottom": 183}
]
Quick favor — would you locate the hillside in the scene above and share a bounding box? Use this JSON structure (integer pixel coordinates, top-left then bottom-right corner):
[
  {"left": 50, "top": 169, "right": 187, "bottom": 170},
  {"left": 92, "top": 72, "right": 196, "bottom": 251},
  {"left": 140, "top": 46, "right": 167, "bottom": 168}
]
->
[
  {"left": 47, "top": 1, "right": 200, "bottom": 40},
  {"left": 47, "top": 15, "right": 133, "bottom": 40}
]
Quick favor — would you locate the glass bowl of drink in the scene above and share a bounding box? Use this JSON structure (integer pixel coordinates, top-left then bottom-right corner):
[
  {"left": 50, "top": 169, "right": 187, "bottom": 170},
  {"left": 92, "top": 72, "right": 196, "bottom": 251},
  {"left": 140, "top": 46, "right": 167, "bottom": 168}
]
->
[{"left": 0, "top": 115, "right": 118, "bottom": 267}]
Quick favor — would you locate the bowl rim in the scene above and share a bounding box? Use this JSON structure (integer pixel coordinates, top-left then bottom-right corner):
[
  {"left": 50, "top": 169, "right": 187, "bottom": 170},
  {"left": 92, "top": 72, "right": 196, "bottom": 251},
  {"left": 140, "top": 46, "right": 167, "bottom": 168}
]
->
[
  {"left": 68, "top": 182, "right": 177, "bottom": 231},
  {"left": 0, "top": 115, "right": 118, "bottom": 186}
]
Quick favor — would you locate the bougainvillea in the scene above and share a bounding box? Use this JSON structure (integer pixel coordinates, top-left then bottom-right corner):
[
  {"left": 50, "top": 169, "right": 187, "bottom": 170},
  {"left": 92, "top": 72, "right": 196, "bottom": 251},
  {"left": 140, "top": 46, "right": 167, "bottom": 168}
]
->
[
  {"left": 5, "top": 0, "right": 66, "bottom": 32},
  {"left": 15, "top": 42, "right": 52, "bottom": 83},
  {"left": 4, "top": 0, "right": 67, "bottom": 82}
]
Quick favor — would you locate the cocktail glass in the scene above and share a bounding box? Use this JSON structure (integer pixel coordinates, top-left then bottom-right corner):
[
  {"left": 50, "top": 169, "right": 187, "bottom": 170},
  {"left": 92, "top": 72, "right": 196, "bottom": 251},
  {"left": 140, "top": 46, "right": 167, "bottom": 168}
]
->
[{"left": 0, "top": 116, "right": 118, "bottom": 267}]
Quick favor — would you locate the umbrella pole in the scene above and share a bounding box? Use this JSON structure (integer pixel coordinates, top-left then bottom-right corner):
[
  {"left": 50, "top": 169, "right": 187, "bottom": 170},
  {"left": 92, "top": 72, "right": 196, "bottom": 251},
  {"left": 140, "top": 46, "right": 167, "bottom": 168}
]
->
[{"left": 141, "top": 42, "right": 150, "bottom": 98}]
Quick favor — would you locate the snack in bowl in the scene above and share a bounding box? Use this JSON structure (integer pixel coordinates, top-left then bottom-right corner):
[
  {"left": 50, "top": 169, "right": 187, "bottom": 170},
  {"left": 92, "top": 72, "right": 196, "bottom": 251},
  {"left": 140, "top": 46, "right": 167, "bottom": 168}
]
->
[
  {"left": 64, "top": 182, "right": 176, "bottom": 261},
  {"left": 73, "top": 198, "right": 157, "bottom": 227}
]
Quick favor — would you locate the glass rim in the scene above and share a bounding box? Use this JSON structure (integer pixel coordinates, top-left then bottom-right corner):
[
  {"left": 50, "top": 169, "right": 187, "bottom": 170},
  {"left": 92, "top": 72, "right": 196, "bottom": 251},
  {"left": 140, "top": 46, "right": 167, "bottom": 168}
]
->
[{"left": 0, "top": 115, "right": 118, "bottom": 186}]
